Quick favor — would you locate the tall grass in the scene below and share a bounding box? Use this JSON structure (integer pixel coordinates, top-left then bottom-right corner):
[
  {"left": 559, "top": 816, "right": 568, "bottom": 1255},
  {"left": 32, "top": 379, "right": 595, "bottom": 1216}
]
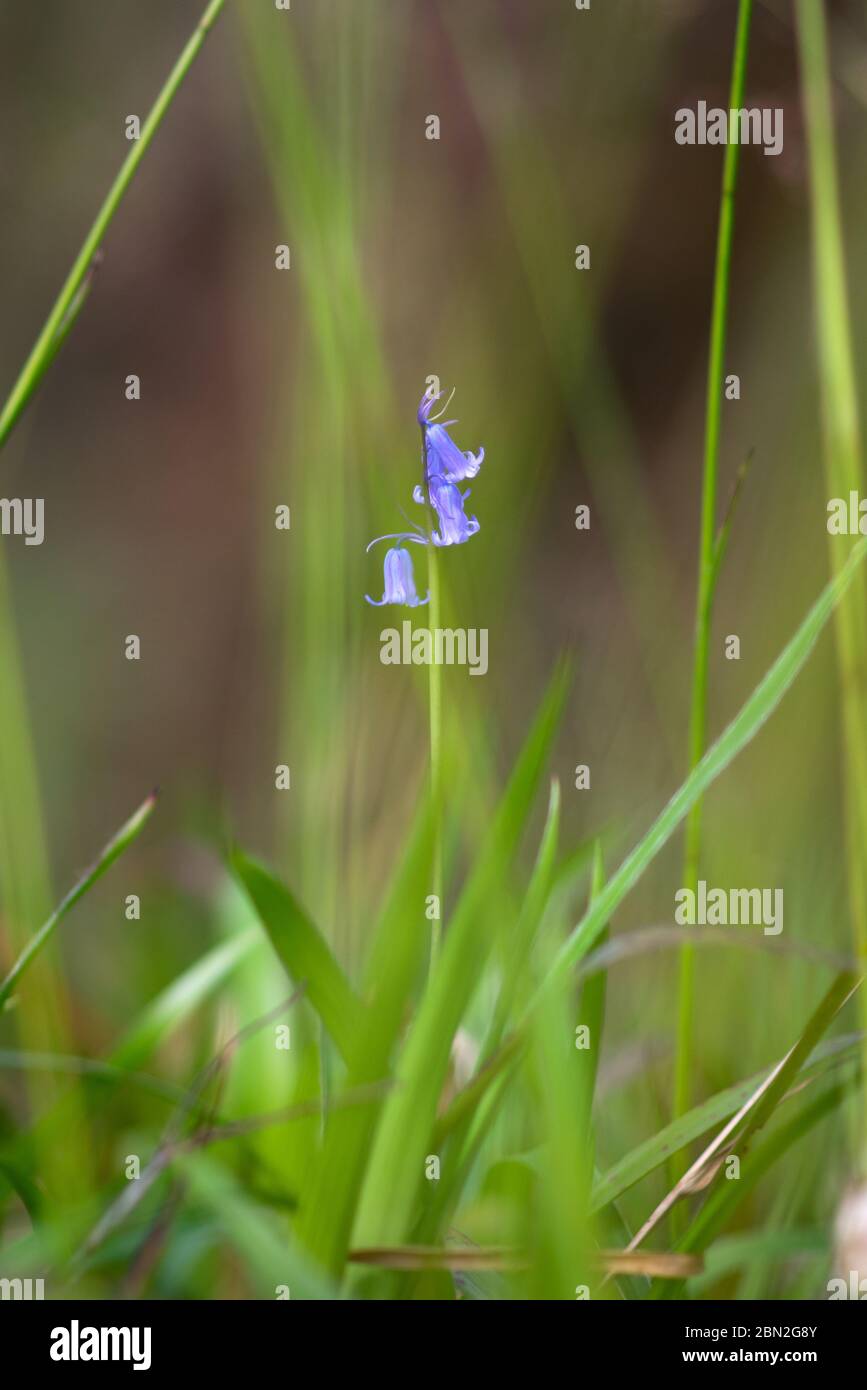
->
[
  {"left": 1, "top": 0, "right": 866, "bottom": 1303},
  {"left": 674, "top": 0, "right": 754, "bottom": 1151},
  {"left": 0, "top": 0, "right": 227, "bottom": 1213},
  {"left": 795, "top": 0, "right": 867, "bottom": 1164}
]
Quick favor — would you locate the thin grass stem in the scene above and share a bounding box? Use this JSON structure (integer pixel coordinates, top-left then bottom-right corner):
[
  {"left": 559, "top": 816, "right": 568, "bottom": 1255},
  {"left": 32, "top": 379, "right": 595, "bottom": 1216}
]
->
[
  {"left": 0, "top": 0, "right": 227, "bottom": 450},
  {"left": 674, "top": 0, "right": 754, "bottom": 1165}
]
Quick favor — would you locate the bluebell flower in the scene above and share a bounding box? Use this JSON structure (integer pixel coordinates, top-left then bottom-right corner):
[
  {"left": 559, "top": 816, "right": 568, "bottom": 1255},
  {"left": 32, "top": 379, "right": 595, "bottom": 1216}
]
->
[
  {"left": 418, "top": 389, "right": 485, "bottom": 484},
  {"left": 364, "top": 536, "right": 429, "bottom": 607},
  {"left": 363, "top": 387, "right": 486, "bottom": 604},
  {"left": 413, "top": 476, "right": 479, "bottom": 547}
]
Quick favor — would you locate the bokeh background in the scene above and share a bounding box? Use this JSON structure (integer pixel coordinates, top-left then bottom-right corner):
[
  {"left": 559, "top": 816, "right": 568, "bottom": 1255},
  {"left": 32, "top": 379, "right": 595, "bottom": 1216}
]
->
[{"left": 2, "top": 0, "right": 867, "bottom": 1298}]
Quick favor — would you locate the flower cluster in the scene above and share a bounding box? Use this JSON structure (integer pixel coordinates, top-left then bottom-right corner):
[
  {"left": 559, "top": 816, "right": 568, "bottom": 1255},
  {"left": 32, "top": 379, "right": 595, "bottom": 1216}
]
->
[{"left": 365, "top": 387, "right": 485, "bottom": 606}]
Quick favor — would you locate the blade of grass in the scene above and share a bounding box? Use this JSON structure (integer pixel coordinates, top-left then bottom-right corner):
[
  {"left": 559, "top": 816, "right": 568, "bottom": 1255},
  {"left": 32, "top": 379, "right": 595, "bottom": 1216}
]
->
[
  {"left": 0, "top": 0, "right": 227, "bottom": 1211},
  {"left": 577, "top": 842, "right": 607, "bottom": 1141},
  {"left": 525, "top": 843, "right": 608, "bottom": 1297},
  {"left": 530, "top": 529, "right": 867, "bottom": 1010},
  {"left": 628, "top": 970, "right": 859, "bottom": 1253},
  {"left": 352, "top": 661, "right": 570, "bottom": 1249},
  {"left": 109, "top": 929, "right": 260, "bottom": 1072},
  {"left": 0, "top": 793, "right": 156, "bottom": 1010},
  {"left": 657, "top": 1079, "right": 851, "bottom": 1298},
  {"left": 0, "top": 0, "right": 228, "bottom": 449},
  {"left": 686, "top": 1079, "right": 849, "bottom": 1254},
  {"left": 346, "top": 1245, "right": 700, "bottom": 1279},
  {"left": 294, "top": 799, "right": 434, "bottom": 1281},
  {"left": 1, "top": 924, "right": 262, "bottom": 1225},
  {"left": 676, "top": 0, "right": 754, "bottom": 1154},
  {"left": 480, "top": 778, "right": 562, "bottom": 1060},
  {"left": 176, "top": 1150, "right": 336, "bottom": 1301},
  {"left": 425, "top": 807, "right": 596, "bottom": 1233},
  {"left": 231, "top": 851, "right": 366, "bottom": 1063},
  {"left": 0, "top": 549, "right": 72, "bottom": 1193},
  {"left": 0, "top": 1051, "right": 206, "bottom": 1113},
  {"left": 796, "top": 0, "right": 867, "bottom": 1162},
  {"left": 688, "top": 1228, "right": 827, "bottom": 1294},
  {"left": 529, "top": 930, "right": 595, "bottom": 1297},
  {"left": 416, "top": 786, "right": 568, "bottom": 1286},
  {"left": 592, "top": 1032, "right": 861, "bottom": 1213}
]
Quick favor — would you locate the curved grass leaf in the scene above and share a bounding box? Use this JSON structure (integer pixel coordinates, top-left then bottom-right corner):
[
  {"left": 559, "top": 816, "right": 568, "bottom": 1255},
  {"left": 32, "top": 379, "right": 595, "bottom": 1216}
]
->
[
  {"left": 0, "top": 793, "right": 156, "bottom": 1011},
  {"left": 231, "top": 852, "right": 365, "bottom": 1063},
  {"left": 533, "top": 532, "right": 867, "bottom": 1005},
  {"left": 352, "top": 661, "right": 570, "bottom": 1249},
  {"left": 110, "top": 929, "right": 259, "bottom": 1071},
  {"left": 295, "top": 800, "right": 435, "bottom": 1280}
]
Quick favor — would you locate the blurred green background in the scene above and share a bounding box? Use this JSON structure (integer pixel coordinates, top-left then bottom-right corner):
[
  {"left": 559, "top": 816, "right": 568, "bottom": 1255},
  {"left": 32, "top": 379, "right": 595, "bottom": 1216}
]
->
[{"left": 1, "top": 0, "right": 866, "bottom": 1298}]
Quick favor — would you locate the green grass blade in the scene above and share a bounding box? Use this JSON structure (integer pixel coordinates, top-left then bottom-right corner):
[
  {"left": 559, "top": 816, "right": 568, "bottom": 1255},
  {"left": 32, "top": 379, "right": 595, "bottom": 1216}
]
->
[
  {"left": 176, "top": 1150, "right": 336, "bottom": 1301},
  {"left": 0, "top": 793, "right": 156, "bottom": 1010},
  {"left": 0, "top": 0, "right": 227, "bottom": 450},
  {"left": 683, "top": 1081, "right": 849, "bottom": 1259},
  {"left": 352, "top": 661, "right": 570, "bottom": 1249},
  {"left": 577, "top": 842, "right": 607, "bottom": 1139},
  {"left": 676, "top": 0, "right": 754, "bottom": 1133},
  {"left": 533, "top": 533, "right": 867, "bottom": 1005},
  {"left": 528, "top": 936, "right": 594, "bottom": 1297},
  {"left": 796, "top": 0, "right": 867, "bottom": 1159},
  {"left": 417, "top": 782, "right": 568, "bottom": 1252},
  {"left": 0, "top": 1050, "right": 201, "bottom": 1112},
  {"left": 231, "top": 851, "right": 365, "bottom": 1063},
  {"left": 294, "top": 800, "right": 435, "bottom": 1281},
  {"left": 480, "top": 777, "right": 561, "bottom": 1059},
  {"left": 110, "top": 929, "right": 258, "bottom": 1072},
  {"left": 657, "top": 1080, "right": 852, "bottom": 1299}
]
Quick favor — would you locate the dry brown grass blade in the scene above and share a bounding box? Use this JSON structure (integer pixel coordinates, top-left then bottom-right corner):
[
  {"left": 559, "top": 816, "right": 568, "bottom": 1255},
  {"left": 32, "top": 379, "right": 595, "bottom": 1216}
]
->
[
  {"left": 349, "top": 1245, "right": 521, "bottom": 1271},
  {"left": 599, "top": 1251, "right": 703, "bottom": 1278},
  {"left": 348, "top": 1246, "right": 701, "bottom": 1278},
  {"left": 626, "top": 971, "right": 861, "bottom": 1254}
]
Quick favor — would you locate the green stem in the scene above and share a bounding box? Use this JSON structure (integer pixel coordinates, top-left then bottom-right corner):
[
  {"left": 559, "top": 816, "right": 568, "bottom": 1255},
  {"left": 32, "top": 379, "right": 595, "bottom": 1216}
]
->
[
  {"left": 427, "top": 545, "right": 444, "bottom": 976},
  {"left": 0, "top": 0, "right": 227, "bottom": 450},
  {"left": 796, "top": 0, "right": 867, "bottom": 1165},
  {"left": 674, "top": 0, "right": 753, "bottom": 1146},
  {"left": 420, "top": 418, "right": 444, "bottom": 979}
]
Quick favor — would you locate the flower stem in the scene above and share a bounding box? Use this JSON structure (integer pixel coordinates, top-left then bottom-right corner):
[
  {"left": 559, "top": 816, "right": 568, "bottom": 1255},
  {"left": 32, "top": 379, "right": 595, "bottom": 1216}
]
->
[{"left": 427, "top": 547, "right": 444, "bottom": 974}]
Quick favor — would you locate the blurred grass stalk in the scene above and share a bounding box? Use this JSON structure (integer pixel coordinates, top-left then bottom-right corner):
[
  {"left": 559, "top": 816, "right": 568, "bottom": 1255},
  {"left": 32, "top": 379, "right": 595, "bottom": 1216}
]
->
[
  {"left": 237, "top": 0, "right": 392, "bottom": 1167},
  {"left": 674, "top": 0, "right": 753, "bottom": 1163},
  {"left": 238, "top": 2, "right": 377, "bottom": 942},
  {"left": 795, "top": 0, "right": 867, "bottom": 1162},
  {"left": 0, "top": 0, "right": 227, "bottom": 1202}
]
